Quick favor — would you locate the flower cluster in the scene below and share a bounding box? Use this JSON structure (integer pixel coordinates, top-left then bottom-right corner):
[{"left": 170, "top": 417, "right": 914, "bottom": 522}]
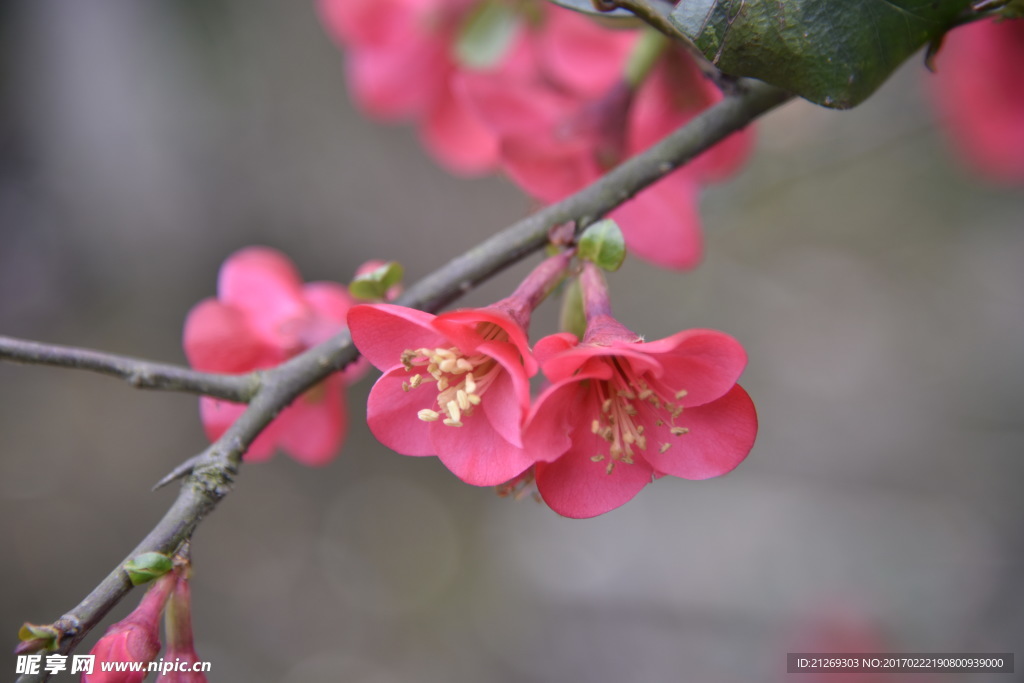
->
[
  {"left": 348, "top": 255, "right": 757, "bottom": 518},
  {"left": 183, "top": 247, "right": 366, "bottom": 466},
  {"left": 318, "top": 0, "right": 754, "bottom": 269},
  {"left": 930, "top": 16, "right": 1024, "bottom": 183}
]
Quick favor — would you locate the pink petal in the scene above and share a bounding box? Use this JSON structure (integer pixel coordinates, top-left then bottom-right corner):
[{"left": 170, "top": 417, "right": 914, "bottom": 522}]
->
[
  {"left": 365, "top": 366, "right": 436, "bottom": 456},
  {"left": 275, "top": 378, "right": 347, "bottom": 466},
  {"left": 641, "top": 384, "right": 757, "bottom": 479},
  {"left": 347, "top": 303, "right": 444, "bottom": 371},
  {"left": 628, "top": 50, "right": 752, "bottom": 183},
  {"left": 477, "top": 339, "right": 533, "bottom": 414},
  {"left": 610, "top": 171, "right": 704, "bottom": 270},
  {"left": 534, "top": 390, "right": 654, "bottom": 518},
  {"left": 542, "top": 342, "right": 664, "bottom": 385},
  {"left": 521, "top": 379, "right": 587, "bottom": 464},
  {"left": 690, "top": 127, "right": 756, "bottom": 184},
  {"left": 930, "top": 18, "right": 1024, "bottom": 183},
  {"left": 303, "top": 281, "right": 356, "bottom": 326},
  {"left": 218, "top": 247, "right": 305, "bottom": 316},
  {"left": 198, "top": 398, "right": 276, "bottom": 462},
  {"left": 430, "top": 409, "right": 535, "bottom": 486},
  {"left": 436, "top": 307, "right": 533, "bottom": 369},
  {"left": 532, "top": 332, "right": 579, "bottom": 366},
  {"left": 627, "top": 51, "right": 713, "bottom": 154},
  {"left": 183, "top": 299, "right": 277, "bottom": 373},
  {"left": 638, "top": 328, "right": 748, "bottom": 406},
  {"left": 431, "top": 308, "right": 508, "bottom": 354},
  {"left": 456, "top": 70, "right": 568, "bottom": 137},
  {"left": 346, "top": 43, "right": 449, "bottom": 120},
  {"left": 501, "top": 137, "right": 598, "bottom": 202},
  {"left": 317, "top": 0, "right": 411, "bottom": 47},
  {"left": 541, "top": 351, "right": 614, "bottom": 385},
  {"left": 480, "top": 362, "right": 526, "bottom": 448},
  {"left": 421, "top": 80, "right": 501, "bottom": 176},
  {"left": 537, "top": 5, "right": 638, "bottom": 98}
]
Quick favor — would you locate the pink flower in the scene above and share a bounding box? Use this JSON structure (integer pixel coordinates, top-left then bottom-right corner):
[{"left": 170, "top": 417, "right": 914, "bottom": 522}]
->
[
  {"left": 521, "top": 264, "right": 757, "bottom": 518},
  {"left": 156, "top": 574, "right": 207, "bottom": 683},
  {"left": 82, "top": 573, "right": 176, "bottom": 683},
  {"left": 348, "top": 253, "right": 571, "bottom": 485},
  {"left": 930, "top": 17, "right": 1024, "bottom": 183},
  {"left": 610, "top": 50, "right": 752, "bottom": 269},
  {"left": 183, "top": 247, "right": 361, "bottom": 466},
  {"left": 457, "top": 8, "right": 753, "bottom": 269},
  {"left": 317, "top": 0, "right": 499, "bottom": 175}
]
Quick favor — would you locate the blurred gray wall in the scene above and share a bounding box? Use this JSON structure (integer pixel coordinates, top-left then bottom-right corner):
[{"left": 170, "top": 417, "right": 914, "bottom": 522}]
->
[{"left": 1, "top": 1, "right": 1021, "bottom": 681}]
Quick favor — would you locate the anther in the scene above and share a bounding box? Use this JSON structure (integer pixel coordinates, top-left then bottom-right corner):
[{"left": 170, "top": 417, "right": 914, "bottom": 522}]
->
[{"left": 446, "top": 400, "right": 461, "bottom": 424}]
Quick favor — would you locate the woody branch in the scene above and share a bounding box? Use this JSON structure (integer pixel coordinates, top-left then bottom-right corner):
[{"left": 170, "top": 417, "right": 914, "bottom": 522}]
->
[{"left": 12, "top": 77, "right": 791, "bottom": 683}]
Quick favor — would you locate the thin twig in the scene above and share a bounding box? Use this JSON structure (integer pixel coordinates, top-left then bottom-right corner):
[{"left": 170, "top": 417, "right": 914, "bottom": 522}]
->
[
  {"left": 0, "top": 335, "right": 259, "bottom": 402},
  {"left": 14, "top": 78, "right": 792, "bottom": 683}
]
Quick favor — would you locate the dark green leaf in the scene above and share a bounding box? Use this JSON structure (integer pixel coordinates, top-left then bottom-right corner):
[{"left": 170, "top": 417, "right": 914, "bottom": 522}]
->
[{"left": 670, "top": 0, "right": 973, "bottom": 108}]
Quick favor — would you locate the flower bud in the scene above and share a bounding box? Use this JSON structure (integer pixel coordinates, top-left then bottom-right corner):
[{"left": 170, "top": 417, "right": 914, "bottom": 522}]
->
[
  {"left": 156, "top": 573, "right": 208, "bottom": 682},
  {"left": 82, "top": 571, "right": 176, "bottom": 683}
]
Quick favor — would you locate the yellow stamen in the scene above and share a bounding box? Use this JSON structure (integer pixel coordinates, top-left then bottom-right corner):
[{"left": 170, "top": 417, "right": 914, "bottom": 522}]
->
[{"left": 399, "top": 324, "right": 511, "bottom": 429}]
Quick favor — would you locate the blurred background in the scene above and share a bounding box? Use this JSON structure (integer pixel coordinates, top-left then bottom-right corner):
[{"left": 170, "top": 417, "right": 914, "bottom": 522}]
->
[{"left": 1, "top": 1, "right": 1021, "bottom": 681}]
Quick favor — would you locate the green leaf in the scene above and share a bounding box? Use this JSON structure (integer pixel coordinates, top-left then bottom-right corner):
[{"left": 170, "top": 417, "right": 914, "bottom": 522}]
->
[
  {"left": 670, "top": 0, "right": 973, "bottom": 109},
  {"left": 1000, "top": 0, "right": 1024, "bottom": 18},
  {"left": 124, "top": 551, "right": 174, "bottom": 586},
  {"left": 18, "top": 623, "right": 60, "bottom": 652},
  {"left": 455, "top": 1, "right": 520, "bottom": 69},
  {"left": 578, "top": 219, "right": 627, "bottom": 271},
  {"left": 349, "top": 261, "right": 404, "bottom": 301}
]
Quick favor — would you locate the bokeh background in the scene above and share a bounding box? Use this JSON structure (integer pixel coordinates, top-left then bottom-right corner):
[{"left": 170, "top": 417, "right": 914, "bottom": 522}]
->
[{"left": 1, "top": 1, "right": 1022, "bottom": 681}]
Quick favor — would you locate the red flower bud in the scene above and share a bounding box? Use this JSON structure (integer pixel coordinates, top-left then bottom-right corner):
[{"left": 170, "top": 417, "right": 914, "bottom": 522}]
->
[{"left": 82, "top": 572, "right": 175, "bottom": 683}]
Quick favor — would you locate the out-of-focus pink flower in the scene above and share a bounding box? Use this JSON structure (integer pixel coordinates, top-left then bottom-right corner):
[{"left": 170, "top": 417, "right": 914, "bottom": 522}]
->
[
  {"left": 82, "top": 573, "right": 176, "bottom": 683},
  {"left": 348, "top": 253, "right": 571, "bottom": 485},
  {"left": 317, "top": 0, "right": 500, "bottom": 175},
  {"left": 522, "top": 264, "right": 757, "bottom": 518},
  {"left": 611, "top": 50, "right": 753, "bottom": 269},
  {"left": 931, "top": 17, "right": 1024, "bottom": 183},
  {"left": 155, "top": 574, "right": 207, "bottom": 683},
  {"left": 183, "top": 247, "right": 362, "bottom": 466},
  {"left": 788, "top": 610, "right": 906, "bottom": 683},
  {"left": 458, "top": 8, "right": 753, "bottom": 269}
]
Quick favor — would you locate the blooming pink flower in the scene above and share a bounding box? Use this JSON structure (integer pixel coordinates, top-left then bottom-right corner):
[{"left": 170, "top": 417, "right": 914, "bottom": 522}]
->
[
  {"left": 348, "top": 253, "right": 571, "bottom": 485},
  {"left": 156, "top": 574, "right": 207, "bottom": 683},
  {"left": 521, "top": 264, "right": 757, "bottom": 518},
  {"left": 82, "top": 573, "right": 176, "bottom": 683},
  {"left": 183, "top": 247, "right": 362, "bottom": 466},
  {"left": 317, "top": 0, "right": 500, "bottom": 175},
  {"left": 930, "top": 17, "right": 1024, "bottom": 183},
  {"left": 457, "top": 7, "right": 753, "bottom": 269}
]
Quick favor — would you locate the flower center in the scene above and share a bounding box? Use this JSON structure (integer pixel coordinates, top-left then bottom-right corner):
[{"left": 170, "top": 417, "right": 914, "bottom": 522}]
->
[
  {"left": 589, "top": 358, "right": 689, "bottom": 474},
  {"left": 400, "top": 325, "right": 506, "bottom": 427}
]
